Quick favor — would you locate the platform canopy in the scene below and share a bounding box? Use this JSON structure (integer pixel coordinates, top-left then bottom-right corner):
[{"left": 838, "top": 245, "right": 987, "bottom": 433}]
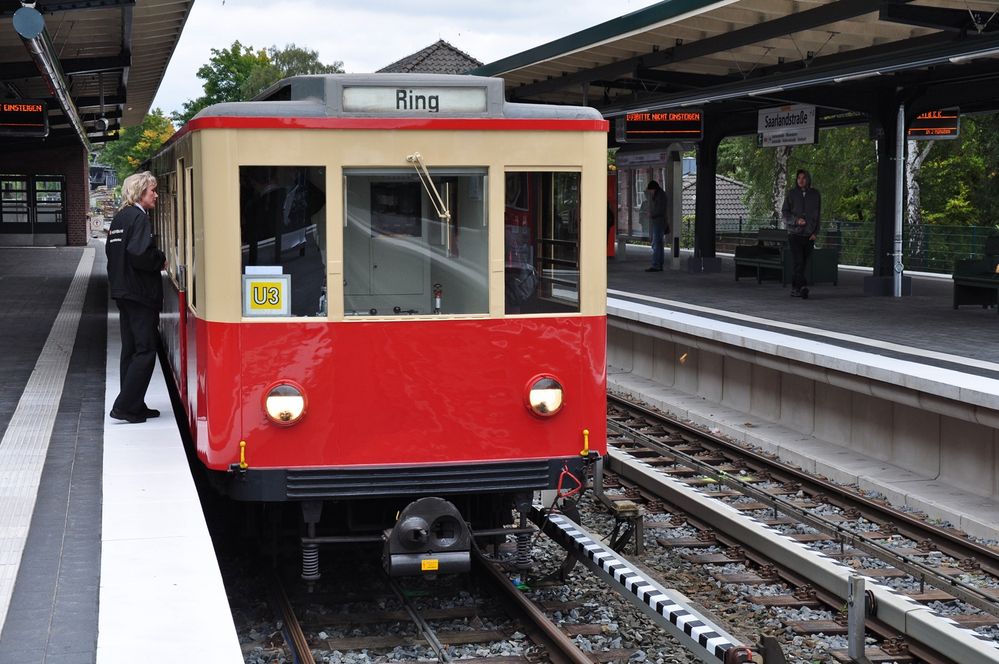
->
[
  {"left": 472, "top": 0, "right": 999, "bottom": 120},
  {"left": 0, "top": 0, "right": 194, "bottom": 147}
]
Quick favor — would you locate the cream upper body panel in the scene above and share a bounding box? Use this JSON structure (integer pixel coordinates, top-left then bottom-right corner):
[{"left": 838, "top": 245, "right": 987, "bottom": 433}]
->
[
  {"left": 193, "top": 126, "right": 607, "bottom": 324},
  {"left": 160, "top": 74, "right": 607, "bottom": 324}
]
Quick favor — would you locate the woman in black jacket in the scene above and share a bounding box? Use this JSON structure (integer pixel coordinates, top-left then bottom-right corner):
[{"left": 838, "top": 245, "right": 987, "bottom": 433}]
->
[{"left": 106, "top": 171, "right": 166, "bottom": 423}]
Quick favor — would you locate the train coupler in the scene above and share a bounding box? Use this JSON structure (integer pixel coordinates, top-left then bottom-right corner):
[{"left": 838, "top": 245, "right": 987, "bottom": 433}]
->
[{"left": 382, "top": 497, "right": 471, "bottom": 577}]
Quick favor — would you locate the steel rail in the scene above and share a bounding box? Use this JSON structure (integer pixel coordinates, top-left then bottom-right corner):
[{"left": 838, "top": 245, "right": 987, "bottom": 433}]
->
[
  {"left": 471, "top": 549, "right": 593, "bottom": 664},
  {"left": 608, "top": 396, "right": 999, "bottom": 619},
  {"left": 606, "top": 470, "right": 953, "bottom": 664},
  {"left": 268, "top": 573, "right": 317, "bottom": 664},
  {"left": 383, "top": 572, "right": 454, "bottom": 663},
  {"left": 609, "top": 393, "right": 999, "bottom": 567},
  {"left": 605, "top": 444, "right": 997, "bottom": 663}
]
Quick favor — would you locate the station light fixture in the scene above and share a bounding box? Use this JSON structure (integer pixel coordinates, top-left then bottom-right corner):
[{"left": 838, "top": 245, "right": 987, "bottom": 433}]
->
[
  {"left": 833, "top": 71, "right": 881, "bottom": 84},
  {"left": 949, "top": 47, "right": 999, "bottom": 64},
  {"left": 748, "top": 86, "right": 785, "bottom": 97}
]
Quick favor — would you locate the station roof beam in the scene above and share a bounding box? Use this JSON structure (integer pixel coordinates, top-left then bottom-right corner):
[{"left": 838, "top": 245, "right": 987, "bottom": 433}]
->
[{"left": 0, "top": 0, "right": 193, "bottom": 148}]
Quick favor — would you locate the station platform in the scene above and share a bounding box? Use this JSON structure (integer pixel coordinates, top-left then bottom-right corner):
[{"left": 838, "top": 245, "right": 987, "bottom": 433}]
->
[
  {"left": 0, "top": 245, "right": 240, "bottom": 663},
  {"left": 610, "top": 244, "right": 997, "bottom": 369},
  {"left": 607, "top": 244, "right": 999, "bottom": 541}
]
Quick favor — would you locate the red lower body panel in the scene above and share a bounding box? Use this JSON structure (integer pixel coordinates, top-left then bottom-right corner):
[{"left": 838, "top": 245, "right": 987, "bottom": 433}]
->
[{"left": 181, "top": 316, "right": 606, "bottom": 472}]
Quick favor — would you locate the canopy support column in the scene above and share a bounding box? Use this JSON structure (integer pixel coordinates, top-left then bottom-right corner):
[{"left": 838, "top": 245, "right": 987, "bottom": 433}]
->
[
  {"left": 866, "top": 94, "right": 911, "bottom": 295},
  {"left": 690, "top": 116, "right": 723, "bottom": 273}
]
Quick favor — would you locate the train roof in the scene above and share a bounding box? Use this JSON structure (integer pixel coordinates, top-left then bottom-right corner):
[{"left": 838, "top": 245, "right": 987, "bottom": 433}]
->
[{"left": 191, "top": 73, "right": 603, "bottom": 122}]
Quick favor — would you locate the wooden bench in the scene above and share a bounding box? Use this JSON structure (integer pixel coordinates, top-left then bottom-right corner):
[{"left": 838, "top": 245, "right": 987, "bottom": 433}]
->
[
  {"left": 734, "top": 229, "right": 786, "bottom": 283},
  {"left": 953, "top": 236, "right": 999, "bottom": 314}
]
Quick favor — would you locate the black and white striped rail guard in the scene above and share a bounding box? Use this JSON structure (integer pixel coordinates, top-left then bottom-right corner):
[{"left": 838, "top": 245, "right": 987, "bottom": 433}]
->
[{"left": 530, "top": 508, "right": 755, "bottom": 664}]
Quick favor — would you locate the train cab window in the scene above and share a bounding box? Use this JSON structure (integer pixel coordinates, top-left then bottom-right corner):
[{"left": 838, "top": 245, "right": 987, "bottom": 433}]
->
[
  {"left": 239, "top": 166, "right": 327, "bottom": 317},
  {"left": 343, "top": 169, "right": 487, "bottom": 317},
  {"left": 504, "top": 172, "right": 581, "bottom": 314}
]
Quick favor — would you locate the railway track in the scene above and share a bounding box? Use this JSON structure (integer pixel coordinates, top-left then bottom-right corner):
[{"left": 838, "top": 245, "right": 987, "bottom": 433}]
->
[
  {"left": 222, "top": 392, "right": 999, "bottom": 663},
  {"left": 238, "top": 545, "right": 672, "bottom": 663},
  {"left": 604, "top": 392, "right": 999, "bottom": 662}
]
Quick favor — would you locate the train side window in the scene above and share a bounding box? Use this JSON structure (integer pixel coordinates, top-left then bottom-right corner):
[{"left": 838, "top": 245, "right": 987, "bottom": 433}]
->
[
  {"left": 343, "top": 168, "right": 488, "bottom": 317},
  {"left": 239, "top": 166, "right": 327, "bottom": 317},
  {"left": 504, "top": 172, "right": 581, "bottom": 314},
  {"left": 185, "top": 167, "right": 195, "bottom": 308}
]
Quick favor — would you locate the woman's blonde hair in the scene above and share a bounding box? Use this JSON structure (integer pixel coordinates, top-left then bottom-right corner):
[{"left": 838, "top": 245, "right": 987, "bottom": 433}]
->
[{"left": 120, "top": 171, "right": 157, "bottom": 209}]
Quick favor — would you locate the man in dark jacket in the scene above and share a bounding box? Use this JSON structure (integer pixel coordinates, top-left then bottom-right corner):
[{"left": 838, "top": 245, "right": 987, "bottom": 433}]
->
[
  {"left": 645, "top": 180, "right": 669, "bottom": 272},
  {"left": 106, "top": 171, "right": 166, "bottom": 423},
  {"left": 781, "top": 169, "right": 821, "bottom": 299}
]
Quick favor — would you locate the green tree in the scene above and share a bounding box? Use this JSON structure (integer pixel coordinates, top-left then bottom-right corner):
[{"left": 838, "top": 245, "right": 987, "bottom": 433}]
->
[
  {"left": 719, "top": 126, "right": 878, "bottom": 224},
  {"left": 919, "top": 114, "right": 999, "bottom": 227},
  {"left": 172, "top": 41, "right": 343, "bottom": 125},
  {"left": 172, "top": 41, "right": 269, "bottom": 125},
  {"left": 240, "top": 43, "right": 344, "bottom": 99},
  {"left": 98, "top": 108, "right": 175, "bottom": 183}
]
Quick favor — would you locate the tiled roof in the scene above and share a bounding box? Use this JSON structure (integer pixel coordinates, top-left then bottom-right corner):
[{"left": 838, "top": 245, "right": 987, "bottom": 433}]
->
[
  {"left": 378, "top": 40, "right": 483, "bottom": 74},
  {"left": 681, "top": 174, "right": 749, "bottom": 220}
]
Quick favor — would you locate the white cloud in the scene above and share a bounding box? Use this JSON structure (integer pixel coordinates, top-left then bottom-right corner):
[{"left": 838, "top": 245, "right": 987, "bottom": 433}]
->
[{"left": 151, "top": 0, "right": 661, "bottom": 116}]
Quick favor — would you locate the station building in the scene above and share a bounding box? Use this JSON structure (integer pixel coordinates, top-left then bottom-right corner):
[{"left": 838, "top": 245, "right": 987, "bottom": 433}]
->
[{"left": 0, "top": 0, "right": 193, "bottom": 246}]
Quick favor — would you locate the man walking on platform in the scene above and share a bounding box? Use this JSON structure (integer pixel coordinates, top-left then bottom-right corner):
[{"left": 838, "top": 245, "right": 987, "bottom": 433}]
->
[
  {"left": 106, "top": 171, "right": 166, "bottom": 423},
  {"left": 782, "top": 169, "right": 821, "bottom": 299},
  {"left": 645, "top": 180, "right": 669, "bottom": 272}
]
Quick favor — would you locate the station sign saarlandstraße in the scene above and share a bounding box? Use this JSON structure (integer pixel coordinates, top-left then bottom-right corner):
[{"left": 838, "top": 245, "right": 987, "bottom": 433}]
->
[
  {"left": 757, "top": 104, "right": 817, "bottom": 148},
  {"left": 0, "top": 100, "right": 48, "bottom": 138},
  {"left": 619, "top": 109, "right": 703, "bottom": 142}
]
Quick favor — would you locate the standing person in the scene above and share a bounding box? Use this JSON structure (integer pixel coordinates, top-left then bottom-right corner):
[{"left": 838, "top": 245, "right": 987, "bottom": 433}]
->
[
  {"left": 106, "top": 171, "right": 166, "bottom": 423},
  {"left": 645, "top": 180, "right": 669, "bottom": 272},
  {"left": 782, "top": 169, "right": 821, "bottom": 299}
]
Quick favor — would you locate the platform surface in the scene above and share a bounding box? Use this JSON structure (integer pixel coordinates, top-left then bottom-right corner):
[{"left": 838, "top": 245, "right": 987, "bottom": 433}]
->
[
  {"left": 0, "top": 245, "right": 240, "bottom": 663},
  {"left": 610, "top": 245, "right": 997, "bottom": 371}
]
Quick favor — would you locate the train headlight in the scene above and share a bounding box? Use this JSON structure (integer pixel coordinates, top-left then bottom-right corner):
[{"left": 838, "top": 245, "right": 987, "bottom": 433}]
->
[
  {"left": 526, "top": 375, "right": 563, "bottom": 417},
  {"left": 264, "top": 382, "right": 306, "bottom": 425}
]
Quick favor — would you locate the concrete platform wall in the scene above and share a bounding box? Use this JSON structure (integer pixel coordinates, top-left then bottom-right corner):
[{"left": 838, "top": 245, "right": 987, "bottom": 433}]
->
[{"left": 608, "top": 321, "right": 999, "bottom": 500}]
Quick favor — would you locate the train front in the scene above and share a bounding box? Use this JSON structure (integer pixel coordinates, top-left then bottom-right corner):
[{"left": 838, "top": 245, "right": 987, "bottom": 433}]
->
[{"left": 185, "top": 75, "right": 608, "bottom": 577}]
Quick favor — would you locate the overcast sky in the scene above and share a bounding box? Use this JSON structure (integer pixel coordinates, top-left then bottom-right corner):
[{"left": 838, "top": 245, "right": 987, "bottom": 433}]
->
[{"left": 150, "top": 0, "right": 662, "bottom": 116}]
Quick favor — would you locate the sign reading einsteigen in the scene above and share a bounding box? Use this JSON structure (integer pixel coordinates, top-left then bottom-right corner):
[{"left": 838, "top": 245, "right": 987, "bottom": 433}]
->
[
  {"left": 620, "top": 109, "right": 703, "bottom": 142},
  {"left": 342, "top": 87, "right": 488, "bottom": 114},
  {"left": 757, "top": 104, "right": 816, "bottom": 147},
  {"left": 0, "top": 99, "right": 48, "bottom": 138}
]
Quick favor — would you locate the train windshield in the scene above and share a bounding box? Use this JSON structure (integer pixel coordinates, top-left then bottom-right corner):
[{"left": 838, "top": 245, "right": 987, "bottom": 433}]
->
[
  {"left": 504, "top": 172, "right": 581, "bottom": 314},
  {"left": 343, "top": 168, "right": 488, "bottom": 317},
  {"left": 239, "top": 166, "right": 327, "bottom": 317}
]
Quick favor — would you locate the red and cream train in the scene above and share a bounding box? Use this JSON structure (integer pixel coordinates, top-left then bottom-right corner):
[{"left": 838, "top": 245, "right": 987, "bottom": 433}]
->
[{"left": 148, "top": 74, "right": 607, "bottom": 576}]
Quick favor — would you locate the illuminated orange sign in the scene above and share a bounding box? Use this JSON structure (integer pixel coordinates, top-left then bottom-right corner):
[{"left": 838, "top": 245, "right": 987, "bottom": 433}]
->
[
  {"left": 0, "top": 99, "right": 48, "bottom": 137},
  {"left": 908, "top": 108, "right": 959, "bottom": 140},
  {"left": 623, "top": 109, "right": 703, "bottom": 142}
]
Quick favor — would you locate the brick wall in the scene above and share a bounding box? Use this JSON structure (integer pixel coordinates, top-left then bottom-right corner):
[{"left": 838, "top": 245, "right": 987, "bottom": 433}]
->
[{"left": 0, "top": 142, "right": 89, "bottom": 246}]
